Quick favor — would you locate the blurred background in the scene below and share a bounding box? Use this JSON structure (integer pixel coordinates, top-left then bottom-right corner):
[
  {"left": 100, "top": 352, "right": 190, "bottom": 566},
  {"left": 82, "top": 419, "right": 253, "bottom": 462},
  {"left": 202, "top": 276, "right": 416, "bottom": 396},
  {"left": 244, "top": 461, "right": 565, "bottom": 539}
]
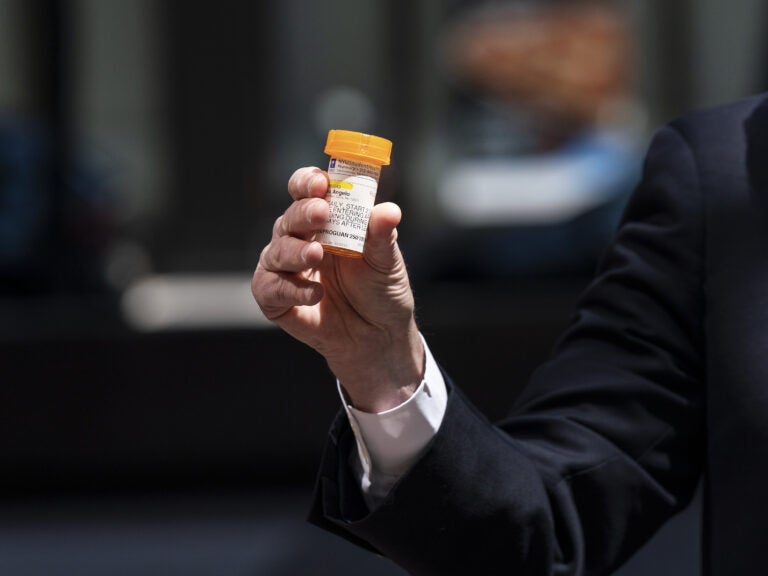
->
[{"left": 0, "top": 0, "right": 765, "bottom": 573}]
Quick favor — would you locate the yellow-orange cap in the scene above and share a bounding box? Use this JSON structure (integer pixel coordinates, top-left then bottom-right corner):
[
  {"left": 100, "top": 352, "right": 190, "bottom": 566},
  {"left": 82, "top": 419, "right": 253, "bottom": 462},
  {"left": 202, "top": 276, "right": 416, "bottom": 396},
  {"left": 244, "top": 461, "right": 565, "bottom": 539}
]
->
[{"left": 324, "top": 130, "right": 392, "bottom": 166}]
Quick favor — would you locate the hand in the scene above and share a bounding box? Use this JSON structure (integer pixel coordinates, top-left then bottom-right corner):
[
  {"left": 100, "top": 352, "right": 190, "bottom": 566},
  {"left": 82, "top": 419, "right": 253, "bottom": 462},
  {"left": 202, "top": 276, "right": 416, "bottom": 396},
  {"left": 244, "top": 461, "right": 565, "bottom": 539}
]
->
[{"left": 252, "top": 167, "right": 425, "bottom": 412}]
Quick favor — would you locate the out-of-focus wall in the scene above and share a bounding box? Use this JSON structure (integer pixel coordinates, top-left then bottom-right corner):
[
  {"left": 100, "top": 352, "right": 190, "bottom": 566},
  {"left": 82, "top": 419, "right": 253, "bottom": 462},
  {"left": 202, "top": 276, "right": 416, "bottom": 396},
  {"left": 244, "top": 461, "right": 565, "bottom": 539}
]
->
[
  {"left": 692, "top": 0, "right": 767, "bottom": 108},
  {"left": 71, "top": 0, "right": 170, "bottom": 231},
  {"left": 0, "top": 1, "right": 31, "bottom": 113},
  {"left": 630, "top": 0, "right": 767, "bottom": 125}
]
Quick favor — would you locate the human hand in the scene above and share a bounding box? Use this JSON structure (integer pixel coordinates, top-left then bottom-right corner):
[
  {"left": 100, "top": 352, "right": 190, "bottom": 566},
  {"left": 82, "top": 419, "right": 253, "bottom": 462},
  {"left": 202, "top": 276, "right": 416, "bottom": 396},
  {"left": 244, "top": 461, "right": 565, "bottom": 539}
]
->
[{"left": 252, "top": 167, "right": 424, "bottom": 412}]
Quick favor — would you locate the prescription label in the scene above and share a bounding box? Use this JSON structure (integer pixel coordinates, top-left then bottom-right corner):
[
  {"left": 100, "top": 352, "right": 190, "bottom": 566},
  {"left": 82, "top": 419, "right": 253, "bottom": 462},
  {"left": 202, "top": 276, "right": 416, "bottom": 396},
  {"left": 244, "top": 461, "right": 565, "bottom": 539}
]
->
[{"left": 317, "top": 158, "right": 381, "bottom": 255}]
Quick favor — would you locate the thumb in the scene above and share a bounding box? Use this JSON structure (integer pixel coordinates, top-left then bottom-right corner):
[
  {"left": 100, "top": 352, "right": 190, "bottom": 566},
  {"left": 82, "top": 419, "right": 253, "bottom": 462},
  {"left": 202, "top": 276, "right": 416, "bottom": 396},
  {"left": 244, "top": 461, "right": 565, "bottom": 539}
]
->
[{"left": 364, "top": 202, "right": 404, "bottom": 272}]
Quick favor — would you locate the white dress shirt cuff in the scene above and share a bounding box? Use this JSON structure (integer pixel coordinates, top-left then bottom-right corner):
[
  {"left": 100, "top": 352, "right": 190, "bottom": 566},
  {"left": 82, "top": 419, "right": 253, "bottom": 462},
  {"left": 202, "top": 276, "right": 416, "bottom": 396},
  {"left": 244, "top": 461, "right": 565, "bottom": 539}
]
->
[{"left": 337, "top": 335, "right": 447, "bottom": 506}]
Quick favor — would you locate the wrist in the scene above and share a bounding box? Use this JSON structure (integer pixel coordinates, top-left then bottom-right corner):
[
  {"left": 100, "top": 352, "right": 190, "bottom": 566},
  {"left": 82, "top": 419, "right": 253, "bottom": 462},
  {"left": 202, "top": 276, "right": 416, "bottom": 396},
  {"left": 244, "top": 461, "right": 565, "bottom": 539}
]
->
[{"left": 331, "top": 320, "right": 424, "bottom": 413}]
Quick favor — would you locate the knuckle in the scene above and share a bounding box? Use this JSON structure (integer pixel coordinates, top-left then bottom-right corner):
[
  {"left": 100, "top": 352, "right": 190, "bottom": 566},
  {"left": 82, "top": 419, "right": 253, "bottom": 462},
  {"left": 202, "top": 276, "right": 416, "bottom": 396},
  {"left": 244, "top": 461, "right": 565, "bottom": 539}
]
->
[
  {"left": 268, "top": 239, "right": 286, "bottom": 267},
  {"left": 270, "top": 275, "right": 299, "bottom": 311},
  {"left": 251, "top": 266, "right": 274, "bottom": 312},
  {"left": 260, "top": 237, "right": 298, "bottom": 273},
  {"left": 274, "top": 278, "right": 291, "bottom": 303},
  {"left": 260, "top": 239, "right": 284, "bottom": 271},
  {"left": 251, "top": 266, "right": 264, "bottom": 300},
  {"left": 287, "top": 166, "right": 318, "bottom": 198},
  {"left": 250, "top": 267, "right": 287, "bottom": 320},
  {"left": 273, "top": 215, "right": 287, "bottom": 238},
  {"left": 258, "top": 243, "right": 271, "bottom": 268},
  {"left": 287, "top": 169, "right": 303, "bottom": 195}
]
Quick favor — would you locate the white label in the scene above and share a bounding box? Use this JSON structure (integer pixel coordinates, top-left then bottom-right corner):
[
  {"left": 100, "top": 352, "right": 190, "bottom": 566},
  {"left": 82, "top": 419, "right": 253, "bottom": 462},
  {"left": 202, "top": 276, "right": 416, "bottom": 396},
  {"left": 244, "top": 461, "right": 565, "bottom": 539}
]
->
[{"left": 317, "top": 158, "right": 381, "bottom": 254}]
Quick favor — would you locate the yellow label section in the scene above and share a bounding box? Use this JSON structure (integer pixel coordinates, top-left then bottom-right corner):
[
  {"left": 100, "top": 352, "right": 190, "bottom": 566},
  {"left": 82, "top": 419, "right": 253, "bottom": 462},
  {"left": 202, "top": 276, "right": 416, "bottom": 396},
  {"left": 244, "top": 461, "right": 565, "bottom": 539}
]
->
[{"left": 329, "top": 180, "right": 354, "bottom": 190}]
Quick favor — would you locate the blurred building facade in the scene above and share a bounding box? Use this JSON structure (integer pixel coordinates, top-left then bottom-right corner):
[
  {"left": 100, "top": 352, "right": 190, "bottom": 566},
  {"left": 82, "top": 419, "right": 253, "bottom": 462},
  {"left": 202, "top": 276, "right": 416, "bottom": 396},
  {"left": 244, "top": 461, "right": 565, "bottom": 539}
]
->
[{"left": 1, "top": 0, "right": 767, "bottom": 287}]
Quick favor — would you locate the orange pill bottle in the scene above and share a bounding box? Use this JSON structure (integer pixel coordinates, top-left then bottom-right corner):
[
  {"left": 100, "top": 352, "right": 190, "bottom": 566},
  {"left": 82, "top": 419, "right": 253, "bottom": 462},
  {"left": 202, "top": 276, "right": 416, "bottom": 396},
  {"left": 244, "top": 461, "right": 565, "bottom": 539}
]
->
[{"left": 317, "top": 130, "right": 392, "bottom": 258}]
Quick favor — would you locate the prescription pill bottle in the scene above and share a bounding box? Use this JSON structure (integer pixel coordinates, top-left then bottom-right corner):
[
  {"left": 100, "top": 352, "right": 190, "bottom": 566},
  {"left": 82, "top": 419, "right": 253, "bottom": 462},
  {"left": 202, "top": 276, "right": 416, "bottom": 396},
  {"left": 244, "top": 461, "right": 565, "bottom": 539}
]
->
[{"left": 317, "top": 129, "right": 392, "bottom": 258}]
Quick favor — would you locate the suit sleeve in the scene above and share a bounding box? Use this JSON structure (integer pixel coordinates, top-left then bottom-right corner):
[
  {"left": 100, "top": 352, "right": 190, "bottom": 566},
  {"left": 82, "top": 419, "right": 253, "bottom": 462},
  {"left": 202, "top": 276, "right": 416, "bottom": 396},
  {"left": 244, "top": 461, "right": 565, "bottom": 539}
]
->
[{"left": 308, "top": 124, "right": 706, "bottom": 576}]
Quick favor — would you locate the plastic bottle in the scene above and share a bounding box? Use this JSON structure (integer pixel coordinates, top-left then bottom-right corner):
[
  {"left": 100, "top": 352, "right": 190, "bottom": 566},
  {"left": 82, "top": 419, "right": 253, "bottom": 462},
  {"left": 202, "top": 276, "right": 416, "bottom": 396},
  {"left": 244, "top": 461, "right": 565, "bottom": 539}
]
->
[{"left": 317, "top": 129, "right": 392, "bottom": 258}]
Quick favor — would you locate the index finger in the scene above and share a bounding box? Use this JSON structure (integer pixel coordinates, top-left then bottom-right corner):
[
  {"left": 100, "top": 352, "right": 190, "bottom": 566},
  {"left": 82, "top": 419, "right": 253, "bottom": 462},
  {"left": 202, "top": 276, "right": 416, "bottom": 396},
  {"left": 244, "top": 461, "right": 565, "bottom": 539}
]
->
[{"left": 287, "top": 167, "right": 329, "bottom": 201}]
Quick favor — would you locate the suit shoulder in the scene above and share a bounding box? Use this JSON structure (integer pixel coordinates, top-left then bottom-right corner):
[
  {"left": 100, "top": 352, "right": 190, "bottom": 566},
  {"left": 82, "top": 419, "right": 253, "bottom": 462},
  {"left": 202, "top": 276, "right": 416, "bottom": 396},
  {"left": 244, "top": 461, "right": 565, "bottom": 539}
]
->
[{"left": 667, "top": 92, "right": 768, "bottom": 145}]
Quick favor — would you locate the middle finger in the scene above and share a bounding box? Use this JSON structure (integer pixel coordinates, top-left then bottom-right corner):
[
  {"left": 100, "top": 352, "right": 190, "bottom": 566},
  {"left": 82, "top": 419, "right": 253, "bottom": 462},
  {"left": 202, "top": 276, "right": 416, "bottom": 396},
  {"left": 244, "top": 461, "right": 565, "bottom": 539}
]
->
[{"left": 273, "top": 197, "right": 329, "bottom": 241}]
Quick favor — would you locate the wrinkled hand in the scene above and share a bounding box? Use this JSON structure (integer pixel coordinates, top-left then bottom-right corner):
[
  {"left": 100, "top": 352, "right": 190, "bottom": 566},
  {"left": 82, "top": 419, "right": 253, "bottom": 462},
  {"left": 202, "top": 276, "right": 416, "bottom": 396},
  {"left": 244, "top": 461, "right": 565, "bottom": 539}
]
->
[{"left": 252, "top": 167, "right": 424, "bottom": 412}]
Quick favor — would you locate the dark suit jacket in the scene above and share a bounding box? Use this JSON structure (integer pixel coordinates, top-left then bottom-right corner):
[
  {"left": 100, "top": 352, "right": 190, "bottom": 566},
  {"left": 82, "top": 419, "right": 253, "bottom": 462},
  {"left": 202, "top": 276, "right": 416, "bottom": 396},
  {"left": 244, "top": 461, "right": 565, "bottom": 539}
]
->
[{"left": 309, "top": 93, "right": 768, "bottom": 575}]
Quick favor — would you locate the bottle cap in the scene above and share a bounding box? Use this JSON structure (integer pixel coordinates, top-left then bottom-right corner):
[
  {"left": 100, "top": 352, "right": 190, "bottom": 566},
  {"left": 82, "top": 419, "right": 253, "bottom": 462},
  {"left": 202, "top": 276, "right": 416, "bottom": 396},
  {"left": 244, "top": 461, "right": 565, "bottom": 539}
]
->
[{"left": 324, "top": 130, "right": 392, "bottom": 166}]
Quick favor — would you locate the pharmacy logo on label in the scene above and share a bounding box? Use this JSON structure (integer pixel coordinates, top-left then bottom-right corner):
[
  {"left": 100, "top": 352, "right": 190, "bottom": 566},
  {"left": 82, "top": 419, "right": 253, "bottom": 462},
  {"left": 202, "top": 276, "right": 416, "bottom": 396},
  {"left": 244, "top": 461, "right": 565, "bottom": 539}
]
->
[{"left": 329, "top": 159, "right": 337, "bottom": 169}]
